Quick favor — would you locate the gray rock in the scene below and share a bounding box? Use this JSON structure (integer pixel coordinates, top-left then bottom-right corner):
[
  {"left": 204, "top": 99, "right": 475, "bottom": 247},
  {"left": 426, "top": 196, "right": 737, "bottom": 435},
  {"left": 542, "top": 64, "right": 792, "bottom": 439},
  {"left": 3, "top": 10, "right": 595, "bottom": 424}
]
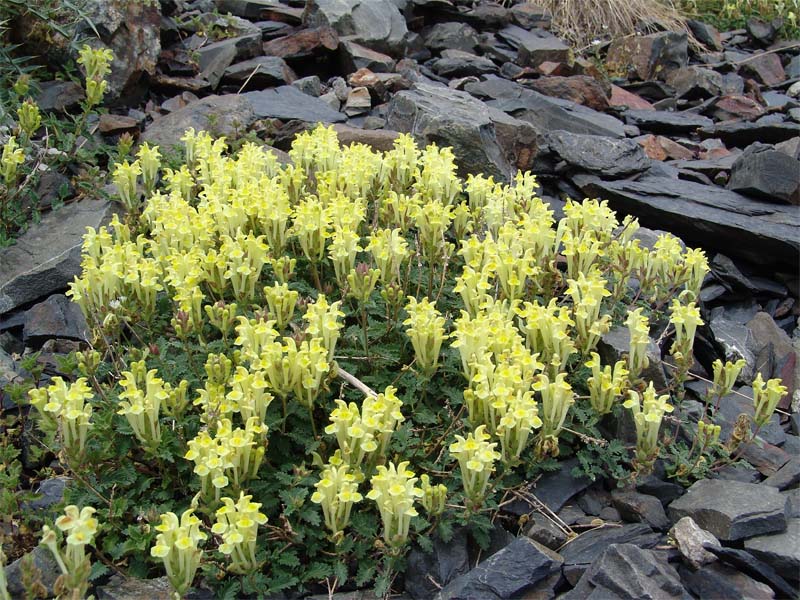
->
[
  {"left": 95, "top": 574, "right": 172, "bottom": 599},
  {"left": 339, "top": 40, "right": 396, "bottom": 73},
  {"left": 782, "top": 488, "right": 800, "bottom": 518},
  {"left": 687, "top": 19, "right": 722, "bottom": 51},
  {"left": 386, "top": 82, "right": 515, "bottom": 181},
  {"left": 667, "top": 479, "right": 788, "bottom": 541},
  {"left": 666, "top": 66, "right": 724, "bottom": 99},
  {"left": 744, "top": 518, "right": 800, "bottom": 582},
  {"left": 25, "top": 477, "right": 68, "bottom": 510},
  {"left": 243, "top": 85, "right": 346, "bottom": 122},
  {"left": 343, "top": 86, "right": 371, "bottom": 116},
  {"left": 141, "top": 94, "right": 256, "bottom": 150},
  {"left": 23, "top": 294, "right": 88, "bottom": 344},
  {"left": 524, "top": 515, "right": 569, "bottom": 550},
  {"left": 572, "top": 174, "right": 800, "bottom": 268},
  {"left": 503, "top": 458, "right": 591, "bottom": 517},
  {"left": 466, "top": 77, "right": 627, "bottom": 138},
  {"left": 746, "top": 17, "right": 779, "bottom": 46},
  {"left": 197, "top": 33, "right": 262, "bottom": 89},
  {"left": 762, "top": 458, "right": 800, "bottom": 491},
  {"left": 709, "top": 316, "right": 757, "bottom": 382},
  {"left": 563, "top": 544, "right": 691, "bottom": 600},
  {"left": 713, "top": 389, "right": 783, "bottom": 447},
  {"left": 222, "top": 56, "right": 296, "bottom": 90},
  {"left": 682, "top": 562, "right": 776, "bottom": 600},
  {"left": 670, "top": 516, "right": 720, "bottom": 569},
  {"left": 704, "top": 543, "right": 796, "bottom": 597},
  {"left": 560, "top": 523, "right": 661, "bottom": 585},
  {"left": 496, "top": 25, "right": 569, "bottom": 69},
  {"left": 0, "top": 200, "right": 116, "bottom": 314},
  {"left": 405, "top": 528, "right": 469, "bottom": 600},
  {"left": 306, "top": 0, "right": 407, "bottom": 56},
  {"left": 700, "top": 120, "right": 800, "bottom": 148},
  {"left": 5, "top": 546, "right": 61, "bottom": 598},
  {"left": 611, "top": 490, "right": 671, "bottom": 531},
  {"left": 728, "top": 143, "right": 800, "bottom": 205},
  {"left": 435, "top": 537, "right": 562, "bottom": 600},
  {"left": 431, "top": 50, "right": 498, "bottom": 78},
  {"left": 35, "top": 81, "right": 84, "bottom": 113},
  {"left": 544, "top": 131, "right": 650, "bottom": 177},
  {"left": 597, "top": 325, "right": 668, "bottom": 394},
  {"left": 424, "top": 22, "right": 480, "bottom": 54},
  {"left": 292, "top": 75, "right": 322, "bottom": 97},
  {"left": 624, "top": 109, "right": 713, "bottom": 134},
  {"left": 215, "top": 0, "right": 303, "bottom": 22}
]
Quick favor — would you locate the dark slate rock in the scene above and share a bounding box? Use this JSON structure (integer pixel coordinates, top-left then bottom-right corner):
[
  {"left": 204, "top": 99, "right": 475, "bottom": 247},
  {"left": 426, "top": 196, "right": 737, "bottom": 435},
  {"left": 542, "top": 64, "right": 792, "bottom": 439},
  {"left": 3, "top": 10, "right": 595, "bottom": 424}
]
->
[
  {"left": 544, "top": 131, "right": 650, "bottom": 177},
  {"left": 216, "top": 0, "right": 303, "bottom": 23},
  {"left": 687, "top": 19, "right": 722, "bottom": 51},
  {"left": 560, "top": 523, "right": 661, "bottom": 585},
  {"left": 35, "top": 80, "right": 84, "bottom": 112},
  {"left": 699, "top": 120, "right": 800, "bottom": 147},
  {"left": 222, "top": 56, "right": 296, "bottom": 90},
  {"left": 339, "top": 40, "right": 395, "bottom": 74},
  {"left": 577, "top": 486, "right": 612, "bottom": 516},
  {"left": 572, "top": 174, "right": 800, "bottom": 268},
  {"left": 611, "top": 490, "right": 671, "bottom": 531},
  {"left": 597, "top": 325, "right": 668, "bottom": 394},
  {"left": 5, "top": 547, "right": 60, "bottom": 598},
  {"left": 141, "top": 94, "right": 256, "bottom": 149},
  {"left": 682, "top": 562, "right": 778, "bottom": 600},
  {"left": 0, "top": 200, "right": 116, "bottom": 314},
  {"left": 386, "top": 82, "right": 517, "bottom": 181},
  {"left": 24, "top": 477, "right": 67, "bottom": 510},
  {"left": 94, "top": 574, "right": 173, "bottom": 600},
  {"left": 430, "top": 50, "right": 498, "bottom": 78},
  {"left": 739, "top": 441, "right": 792, "bottom": 477},
  {"left": 563, "top": 544, "right": 691, "bottom": 600},
  {"left": 746, "top": 17, "right": 780, "bottom": 45},
  {"left": 728, "top": 142, "right": 800, "bottom": 205},
  {"left": 435, "top": 537, "right": 562, "bottom": 600},
  {"left": 667, "top": 479, "right": 788, "bottom": 541},
  {"left": 624, "top": 109, "right": 713, "bottom": 134},
  {"left": 744, "top": 518, "right": 800, "bottom": 583},
  {"left": 292, "top": 75, "right": 322, "bottom": 97},
  {"left": 243, "top": 86, "right": 346, "bottom": 122},
  {"left": 405, "top": 528, "right": 470, "bottom": 600},
  {"left": 703, "top": 542, "right": 796, "bottom": 597},
  {"left": 666, "top": 66, "right": 724, "bottom": 100},
  {"left": 713, "top": 390, "right": 783, "bottom": 447},
  {"left": 524, "top": 515, "right": 569, "bottom": 550},
  {"left": 636, "top": 475, "right": 685, "bottom": 507},
  {"left": 783, "top": 488, "right": 800, "bottom": 518},
  {"left": 709, "top": 316, "right": 756, "bottom": 381},
  {"left": 466, "top": 76, "right": 627, "bottom": 138},
  {"left": 197, "top": 33, "right": 262, "bottom": 88},
  {"left": 497, "top": 25, "right": 569, "bottom": 69},
  {"left": 306, "top": 0, "right": 407, "bottom": 56},
  {"left": 423, "top": 22, "right": 480, "bottom": 54},
  {"left": 509, "top": 458, "right": 591, "bottom": 518},
  {"left": 23, "top": 294, "right": 88, "bottom": 344}
]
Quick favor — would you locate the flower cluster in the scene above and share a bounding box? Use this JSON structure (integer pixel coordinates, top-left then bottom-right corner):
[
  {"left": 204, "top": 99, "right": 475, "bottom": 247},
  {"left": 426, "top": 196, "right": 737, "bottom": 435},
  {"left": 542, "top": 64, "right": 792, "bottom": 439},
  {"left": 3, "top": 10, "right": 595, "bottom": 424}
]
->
[
  {"left": 28, "top": 377, "right": 93, "bottom": 461},
  {"left": 367, "top": 461, "right": 422, "bottom": 549},
  {"left": 311, "top": 461, "right": 363, "bottom": 541},
  {"left": 403, "top": 296, "right": 446, "bottom": 376},
  {"left": 449, "top": 425, "right": 500, "bottom": 510},
  {"left": 325, "top": 386, "right": 405, "bottom": 468},
  {"left": 41, "top": 505, "right": 99, "bottom": 600},
  {"left": 623, "top": 382, "right": 674, "bottom": 470},
  {"left": 150, "top": 509, "right": 207, "bottom": 597},
  {"left": 76, "top": 44, "right": 114, "bottom": 107},
  {"left": 117, "top": 360, "right": 167, "bottom": 452},
  {"left": 585, "top": 352, "right": 629, "bottom": 415},
  {"left": 212, "top": 492, "right": 267, "bottom": 574},
  {"left": 752, "top": 374, "right": 788, "bottom": 428}
]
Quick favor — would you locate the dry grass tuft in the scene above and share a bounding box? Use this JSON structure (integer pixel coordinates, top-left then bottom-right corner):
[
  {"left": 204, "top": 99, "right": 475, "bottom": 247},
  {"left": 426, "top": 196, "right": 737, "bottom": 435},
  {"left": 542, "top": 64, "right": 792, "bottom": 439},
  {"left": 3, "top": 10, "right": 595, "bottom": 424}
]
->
[{"left": 535, "top": 0, "right": 690, "bottom": 50}]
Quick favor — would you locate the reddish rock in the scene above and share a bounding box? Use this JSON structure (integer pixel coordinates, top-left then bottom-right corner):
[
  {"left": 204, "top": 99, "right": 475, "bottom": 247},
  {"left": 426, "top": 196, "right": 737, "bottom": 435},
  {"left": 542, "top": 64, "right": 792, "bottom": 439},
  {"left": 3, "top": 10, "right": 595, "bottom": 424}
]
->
[
  {"left": 538, "top": 61, "right": 571, "bottom": 76},
  {"left": 262, "top": 26, "right": 339, "bottom": 61},
  {"left": 98, "top": 114, "right": 139, "bottom": 134},
  {"left": 529, "top": 75, "right": 609, "bottom": 112},
  {"left": 609, "top": 85, "right": 654, "bottom": 111},
  {"left": 739, "top": 52, "right": 786, "bottom": 87},
  {"left": 637, "top": 134, "right": 694, "bottom": 161},
  {"left": 701, "top": 147, "right": 733, "bottom": 160},
  {"left": 606, "top": 31, "right": 688, "bottom": 81},
  {"left": 711, "top": 95, "right": 765, "bottom": 121}
]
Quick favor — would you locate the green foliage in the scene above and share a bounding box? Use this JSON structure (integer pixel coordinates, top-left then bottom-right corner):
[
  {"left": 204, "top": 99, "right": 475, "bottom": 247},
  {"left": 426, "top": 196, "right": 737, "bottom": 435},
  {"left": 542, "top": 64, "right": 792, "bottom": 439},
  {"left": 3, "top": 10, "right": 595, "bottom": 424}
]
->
[{"left": 677, "top": 0, "right": 800, "bottom": 38}]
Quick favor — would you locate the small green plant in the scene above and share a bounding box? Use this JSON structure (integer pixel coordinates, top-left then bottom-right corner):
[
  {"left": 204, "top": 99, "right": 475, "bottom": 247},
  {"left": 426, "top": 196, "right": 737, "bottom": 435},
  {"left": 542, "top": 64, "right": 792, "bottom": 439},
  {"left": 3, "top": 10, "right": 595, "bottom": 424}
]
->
[{"left": 677, "top": 0, "right": 800, "bottom": 38}]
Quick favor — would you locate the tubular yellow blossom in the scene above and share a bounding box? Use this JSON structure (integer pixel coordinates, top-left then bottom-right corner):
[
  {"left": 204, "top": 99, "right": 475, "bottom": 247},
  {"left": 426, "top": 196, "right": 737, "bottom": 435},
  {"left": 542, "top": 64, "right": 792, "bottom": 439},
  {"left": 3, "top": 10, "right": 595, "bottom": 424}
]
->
[
  {"left": 150, "top": 509, "right": 206, "bottom": 597},
  {"left": 367, "top": 461, "right": 423, "bottom": 549}
]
